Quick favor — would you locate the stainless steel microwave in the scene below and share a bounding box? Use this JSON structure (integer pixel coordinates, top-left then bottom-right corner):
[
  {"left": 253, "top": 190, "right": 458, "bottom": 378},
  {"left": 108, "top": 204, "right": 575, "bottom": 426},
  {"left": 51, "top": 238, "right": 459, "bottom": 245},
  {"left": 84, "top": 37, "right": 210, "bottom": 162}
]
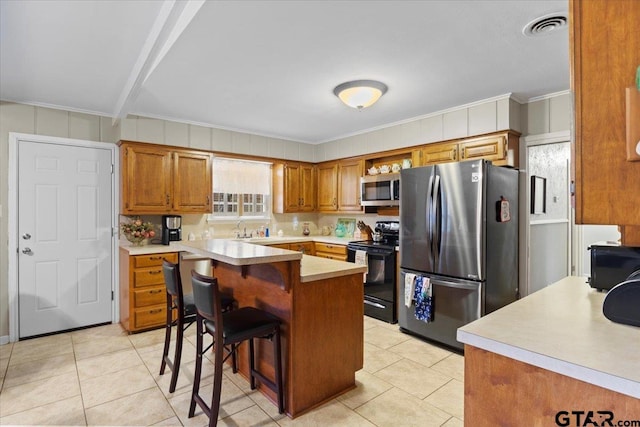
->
[{"left": 360, "top": 173, "right": 400, "bottom": 206}]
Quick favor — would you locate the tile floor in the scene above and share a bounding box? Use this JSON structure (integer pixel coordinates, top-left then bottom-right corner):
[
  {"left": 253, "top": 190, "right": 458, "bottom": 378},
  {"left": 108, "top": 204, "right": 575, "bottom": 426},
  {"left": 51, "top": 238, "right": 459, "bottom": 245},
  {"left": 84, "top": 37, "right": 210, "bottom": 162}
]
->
[{"left": 0, "top": 317, "right": 464, "bottom": 426}]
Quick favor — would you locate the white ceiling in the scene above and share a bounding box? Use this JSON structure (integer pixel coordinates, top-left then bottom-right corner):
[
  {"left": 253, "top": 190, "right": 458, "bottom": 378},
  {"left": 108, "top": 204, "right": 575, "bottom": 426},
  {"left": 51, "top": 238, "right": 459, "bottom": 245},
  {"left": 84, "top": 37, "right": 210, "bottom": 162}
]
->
[{"left": 0, "top": 0, "right": 569, "bottom": 144}]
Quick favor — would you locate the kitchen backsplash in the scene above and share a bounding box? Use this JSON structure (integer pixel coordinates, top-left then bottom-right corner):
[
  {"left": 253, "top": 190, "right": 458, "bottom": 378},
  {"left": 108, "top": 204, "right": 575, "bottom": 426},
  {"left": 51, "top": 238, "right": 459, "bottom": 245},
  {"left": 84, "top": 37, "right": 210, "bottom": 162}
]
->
[{"left": 118, "top": 212, "right": 397, "bottom": 244}]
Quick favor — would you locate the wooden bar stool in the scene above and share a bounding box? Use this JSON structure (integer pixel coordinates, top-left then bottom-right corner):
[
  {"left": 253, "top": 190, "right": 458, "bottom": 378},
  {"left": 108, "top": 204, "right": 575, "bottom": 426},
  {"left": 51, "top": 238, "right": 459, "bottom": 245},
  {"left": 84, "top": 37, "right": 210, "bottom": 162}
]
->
[
  {"left": 159, "top": 260, "right": 235, "bottom": 393},
  {"left": 189, "top": 271, "right": 284, "bottom": 426}
]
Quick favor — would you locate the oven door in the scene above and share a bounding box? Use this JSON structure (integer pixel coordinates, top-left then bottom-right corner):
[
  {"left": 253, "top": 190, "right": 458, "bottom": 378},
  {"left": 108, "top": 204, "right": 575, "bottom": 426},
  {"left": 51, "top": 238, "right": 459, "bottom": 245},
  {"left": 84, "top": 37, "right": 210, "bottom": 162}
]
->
[{"left": 348, "top": 245, "right": 397, "bottom": 323}]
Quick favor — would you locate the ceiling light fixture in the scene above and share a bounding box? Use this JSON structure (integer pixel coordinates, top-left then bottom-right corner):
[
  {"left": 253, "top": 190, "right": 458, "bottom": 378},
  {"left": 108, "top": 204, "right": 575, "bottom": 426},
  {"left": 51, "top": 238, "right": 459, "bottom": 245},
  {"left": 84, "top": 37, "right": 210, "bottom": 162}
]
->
[{"left": 333, "top": 80, "right": 388, "bottom": 110}]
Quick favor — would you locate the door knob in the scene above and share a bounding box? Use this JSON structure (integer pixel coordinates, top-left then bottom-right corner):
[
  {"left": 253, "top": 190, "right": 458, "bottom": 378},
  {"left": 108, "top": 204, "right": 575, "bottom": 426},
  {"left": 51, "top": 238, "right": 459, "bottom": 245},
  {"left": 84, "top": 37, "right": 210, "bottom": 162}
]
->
[
  {"left": 22, "top": 248, "right": 33, "bottom": 255},
  {"left": 22, "top": 233, "right": 31, "bottom": 240}
]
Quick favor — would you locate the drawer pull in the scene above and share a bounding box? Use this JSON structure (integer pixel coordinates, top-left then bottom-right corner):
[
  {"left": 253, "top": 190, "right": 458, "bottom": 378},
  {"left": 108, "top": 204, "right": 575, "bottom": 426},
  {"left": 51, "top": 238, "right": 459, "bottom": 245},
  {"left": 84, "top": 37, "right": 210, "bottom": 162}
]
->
[
  {"left": 149, "top": 256, "right": 162, "bottom": 260},
  {"left": 149, "top": 289, "right": 163, "bottom": 294},
  {"left": 149, "top": 309, "right": 162, "bottom": 314},
  {"left": 148, "top": 270, "right": 162, "bottom": 275}
]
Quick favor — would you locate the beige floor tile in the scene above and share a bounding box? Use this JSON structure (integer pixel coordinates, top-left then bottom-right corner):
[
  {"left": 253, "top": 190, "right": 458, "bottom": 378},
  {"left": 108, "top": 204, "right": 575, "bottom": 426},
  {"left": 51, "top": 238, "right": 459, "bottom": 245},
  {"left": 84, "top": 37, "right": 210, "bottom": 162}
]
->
[
  {"left": 245, "top": 388, "right": 286, "bottom": 421},
  {"left": 0, "top": 371, "right": 80, "bottom": 417},
  {"left": 0, "top": 342, "right": 13, "bottom": 360},
  {"left": 139, "top": 337, "right": 198, "bottom": 372},
  {"left": 337, "top": 370, "right": 394, "bottom": 409},
  {"left": 85, "top": 387, "right": 175, "bottom": 426},
  {"left": 3, "top": 352, "right": 76, "bottom": 388},
  {"left": 218, "top": 404, "right": 279, "bottom": 427},
  {"left": 442, "top": 416, "right": 464, "bottom": 427},
  {"left": 0, "top": 395, "right": 86, "bottom": 426},
  {"left": 151, "top": 415, "right": 182, "bottom": 426},
  {"left": 0, "top": 357, "right": 9, "bottom": 382},
  {"left": 73, "top": 334, "right": 133, "bottom": 360},
  {"left": 80, "top": 364, "right": 157, "bottom": 408},
  {"left": 8, "top": 334, "right": 73, "bottom": 366},
  {"left": 374, "top": 359, "right": 451, "bottom": 399},
  {"left": 431, "top": 353, "right": 464, "bottom": 382},
  {"left": 356, "top": 387, "right": 450, "bottom": 427},
  {"left": 364, "top": 326, "right": 411, "bottom": 350},
  {"left": 71, "top": 322, "right": 127, "bottom": 343},
  {"left": 277, "top": 400, "right": 376, "bottom": 427},
  {"left": 362, "top": 342, "right": 404, "bottom": 373},
  {"left": 424, "top": 379, "right": 464, "bottom": 420},
  {"left": 129, "top": 328, "right": 169, "bottom": 353},
  {"left": 387, "top": 336, "right": 452, "bottom": 367},
  {"left": 76, "top": 348, "right": 143, "bottom": 380},
  {"left": 155, "top": 353, "right": 218, "bottom": 397},
  {"left": 169, "top": 375, "right": 254, "bottom": 426}
]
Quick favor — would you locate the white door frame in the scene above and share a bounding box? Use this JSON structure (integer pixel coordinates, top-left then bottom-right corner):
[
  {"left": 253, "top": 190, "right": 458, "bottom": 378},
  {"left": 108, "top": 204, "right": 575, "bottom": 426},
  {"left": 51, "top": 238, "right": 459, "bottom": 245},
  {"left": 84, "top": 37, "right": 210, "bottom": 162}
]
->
[
  {"left": 8, "top": 132, "right": 119, "bottom": 342},
  {"left": 520, "top": 130, "right": 571, "bottom": 297}
]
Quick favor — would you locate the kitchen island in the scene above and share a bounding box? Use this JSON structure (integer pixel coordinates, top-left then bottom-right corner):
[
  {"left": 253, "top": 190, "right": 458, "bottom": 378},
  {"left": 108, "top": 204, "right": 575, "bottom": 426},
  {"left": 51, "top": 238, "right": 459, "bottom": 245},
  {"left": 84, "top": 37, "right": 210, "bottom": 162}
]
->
[
  {"left": 457, "top": 276, "right": 640, "bottom": 425},
  {"left": 175, "top": 239, "right": 367, "bottom": 418}
]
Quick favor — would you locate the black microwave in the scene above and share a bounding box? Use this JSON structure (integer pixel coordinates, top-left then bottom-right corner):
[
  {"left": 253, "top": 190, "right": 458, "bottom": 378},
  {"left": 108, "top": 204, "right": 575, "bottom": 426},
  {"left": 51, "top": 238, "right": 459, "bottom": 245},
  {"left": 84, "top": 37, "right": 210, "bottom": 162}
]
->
[
  {"left": 360, "top": 173, "right": 400, "bottom": 207},
  {"left": 589, "top": 244, "right": 640, "bottom": 291}
]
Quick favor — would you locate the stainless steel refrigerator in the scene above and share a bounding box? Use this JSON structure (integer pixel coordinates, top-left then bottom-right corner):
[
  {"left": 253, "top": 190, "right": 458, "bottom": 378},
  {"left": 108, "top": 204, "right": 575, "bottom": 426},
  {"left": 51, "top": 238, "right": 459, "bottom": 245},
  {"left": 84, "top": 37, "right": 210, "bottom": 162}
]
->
[{"left": 399, "top": 159, "right": 519, "bottom": 350}]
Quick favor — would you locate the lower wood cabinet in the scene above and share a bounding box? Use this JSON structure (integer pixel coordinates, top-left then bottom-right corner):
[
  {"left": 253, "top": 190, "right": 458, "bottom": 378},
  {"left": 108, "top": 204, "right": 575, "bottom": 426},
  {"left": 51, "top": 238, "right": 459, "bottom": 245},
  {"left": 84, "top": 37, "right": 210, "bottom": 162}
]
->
[
  {"left": 268, "top": 241, "right": 315, "bottom": 255},
  {"left": 314, "top": 242, "right": 348, "bottom": 261},
  {"left": 119, "top": 249, "right": 178, "bottom": 333}
]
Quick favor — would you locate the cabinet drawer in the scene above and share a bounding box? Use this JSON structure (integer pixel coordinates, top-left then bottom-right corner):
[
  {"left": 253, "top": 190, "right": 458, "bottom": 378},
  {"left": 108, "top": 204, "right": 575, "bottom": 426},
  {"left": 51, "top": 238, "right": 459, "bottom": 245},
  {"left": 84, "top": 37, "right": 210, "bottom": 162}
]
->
[
  {"left": 291, "top": 242, "right": 315, "bottom": 255},
  {"left": 133, "top": 305, "right": 166, "bottom": 330},
  {"left": 314, "top": 242, "right": 347, "bottom": 255},
  {"left": 133, "top": 268, "right": 165, "bottom": 288},
  {"left": 315, "top": 251, "right": 348, "bottom": 261},
  {"left": 134, "top": 252, "right": 178, "bottom": 268},
  {"left": 269, "top": 243, "right": 291, "bottom": 249},
  {"left": 133, "top": 287, "right": 165, "bottom": 308}
]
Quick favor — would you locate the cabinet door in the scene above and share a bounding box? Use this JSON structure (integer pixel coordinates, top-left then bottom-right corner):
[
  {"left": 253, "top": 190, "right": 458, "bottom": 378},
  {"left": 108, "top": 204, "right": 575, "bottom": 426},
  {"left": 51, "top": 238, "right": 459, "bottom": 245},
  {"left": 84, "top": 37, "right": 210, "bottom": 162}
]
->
[
  {"left": 337, "top": 159, "right": 363, "bottom": 212},
  {"left": 299, "top": 164, "right": 316, "bottom": 212},
  {"left": 283, "top": 163, "right": 302, "bottom": 212},
  {"left": 121, "top": 144, "right": 172, "bottom": 214},
  {"left": 459, "top": 135, "right": 506, "bottom": 163},
  {"left": 571, "top": 0, "right": 640, "bottom": 227},
  {"left": 421, "top": 142, "right": 459, "bottom": 165},
  {"left": 172, "top": 150, "right": 212, "bottom": 213},
  {"left": 317, "top": 162, "right": 338, "bottom": 212}
]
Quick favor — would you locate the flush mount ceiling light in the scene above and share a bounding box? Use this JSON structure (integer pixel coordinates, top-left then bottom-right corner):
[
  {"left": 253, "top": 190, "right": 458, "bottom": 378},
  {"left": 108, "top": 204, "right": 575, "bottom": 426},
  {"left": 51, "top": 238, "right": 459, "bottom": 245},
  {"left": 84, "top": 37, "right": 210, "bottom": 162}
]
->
[{"left": 333, "top": 80, "right": 388, "bottom": 110}]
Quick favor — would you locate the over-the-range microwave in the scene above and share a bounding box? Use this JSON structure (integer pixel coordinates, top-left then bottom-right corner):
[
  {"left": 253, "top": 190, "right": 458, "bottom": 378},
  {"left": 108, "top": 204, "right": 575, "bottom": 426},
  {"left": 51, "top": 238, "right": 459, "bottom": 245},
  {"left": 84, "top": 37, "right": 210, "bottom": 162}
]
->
[{"left": 360, "top": 173, "right": 400, "bottom": 207}]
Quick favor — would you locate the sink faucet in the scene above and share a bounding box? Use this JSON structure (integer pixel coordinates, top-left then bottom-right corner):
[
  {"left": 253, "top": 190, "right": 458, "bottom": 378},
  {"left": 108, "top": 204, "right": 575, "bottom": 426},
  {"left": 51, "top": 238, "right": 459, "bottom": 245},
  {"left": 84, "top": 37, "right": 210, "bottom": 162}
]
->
[{"left": 235, "top": 220, "right": 252, "bottom": 238}]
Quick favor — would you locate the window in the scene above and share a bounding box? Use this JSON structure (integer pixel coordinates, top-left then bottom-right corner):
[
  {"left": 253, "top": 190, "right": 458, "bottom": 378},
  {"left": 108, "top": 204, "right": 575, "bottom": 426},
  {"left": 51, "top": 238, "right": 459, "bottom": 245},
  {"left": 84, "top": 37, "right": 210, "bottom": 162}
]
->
[{"left": 209, "top": 157, "right": 271, "bottom": 220}]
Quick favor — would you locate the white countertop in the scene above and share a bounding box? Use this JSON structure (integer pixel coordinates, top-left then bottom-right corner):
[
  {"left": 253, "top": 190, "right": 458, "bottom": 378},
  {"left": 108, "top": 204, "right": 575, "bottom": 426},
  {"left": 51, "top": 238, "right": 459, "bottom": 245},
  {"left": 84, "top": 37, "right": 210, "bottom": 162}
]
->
[
  {"left": 300, "top": 255, "right": 367, "bottom": 283},
  {"left": 457, "top": 276, "right": 640, "bottom": 399},
  {"left": 174, "top": 239, "right": 302, "bottom": 266}
]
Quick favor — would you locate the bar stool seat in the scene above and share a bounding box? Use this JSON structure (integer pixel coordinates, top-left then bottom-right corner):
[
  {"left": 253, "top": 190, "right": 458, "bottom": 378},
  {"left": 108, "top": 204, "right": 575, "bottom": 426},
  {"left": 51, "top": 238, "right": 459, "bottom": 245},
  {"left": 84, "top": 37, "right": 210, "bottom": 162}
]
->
[
  {"left": 159, "top": 260, "right": 235, "bottom": 394},
  {"left": 189, "top": 271, "right": 284, "bottom": 427}
]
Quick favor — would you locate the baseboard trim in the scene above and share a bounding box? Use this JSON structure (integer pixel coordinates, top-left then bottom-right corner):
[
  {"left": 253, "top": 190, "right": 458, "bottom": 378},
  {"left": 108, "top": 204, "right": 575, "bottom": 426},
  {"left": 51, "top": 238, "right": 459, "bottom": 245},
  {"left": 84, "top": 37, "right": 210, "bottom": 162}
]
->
[{"left": 0, "top": 335, "right": 10, "bottom": 345}]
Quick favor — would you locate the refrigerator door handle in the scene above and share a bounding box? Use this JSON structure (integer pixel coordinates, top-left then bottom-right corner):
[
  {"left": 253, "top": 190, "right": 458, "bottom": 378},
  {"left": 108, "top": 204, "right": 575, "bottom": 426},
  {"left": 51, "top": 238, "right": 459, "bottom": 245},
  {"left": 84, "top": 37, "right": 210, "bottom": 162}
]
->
[
  {"left": 432, "top": 174, "right": 441, "bottom": 264},
  {"left": 426, "top": 174, "right": 434, "bottom": 248}
]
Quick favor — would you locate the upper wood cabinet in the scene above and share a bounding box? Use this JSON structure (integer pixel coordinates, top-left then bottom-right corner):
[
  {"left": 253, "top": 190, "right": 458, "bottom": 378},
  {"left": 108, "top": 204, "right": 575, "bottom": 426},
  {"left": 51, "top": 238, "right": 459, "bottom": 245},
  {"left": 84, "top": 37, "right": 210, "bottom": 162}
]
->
[
  {"left": 420, "top": 141, "right": 459, "bottom": 166},
  {"left": 416, "top": 131, "right": 519, "bottom": 167},
  {"left": 570, "top": 0, "right": 640, "bottom": 227},
  {"left": 120, "top": 141, "right": 212, "bottom": 214},
  {"left": 317, "top": 159, "right": 363, "bottom": 212},
  {"left": 273, "top": 162, "right": 316, "bottom": 213},
  {"left": 317, "top": 162, "right": 339, "bottom": 211}
]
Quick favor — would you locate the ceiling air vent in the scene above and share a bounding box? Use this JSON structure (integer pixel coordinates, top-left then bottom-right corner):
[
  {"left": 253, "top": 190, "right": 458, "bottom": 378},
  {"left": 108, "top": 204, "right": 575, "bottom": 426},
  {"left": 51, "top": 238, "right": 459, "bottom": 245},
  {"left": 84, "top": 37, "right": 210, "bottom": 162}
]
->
[{"left": 523, "top": 13, "right": 568, "bottom": 36}]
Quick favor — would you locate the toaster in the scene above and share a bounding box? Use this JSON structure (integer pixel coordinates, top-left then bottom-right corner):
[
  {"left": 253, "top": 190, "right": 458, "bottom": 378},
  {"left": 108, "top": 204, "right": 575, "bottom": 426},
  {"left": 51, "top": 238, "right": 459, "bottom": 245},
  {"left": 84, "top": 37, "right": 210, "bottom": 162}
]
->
[{"left": 588, "top": 244, "right": 640, "bottom": 291}]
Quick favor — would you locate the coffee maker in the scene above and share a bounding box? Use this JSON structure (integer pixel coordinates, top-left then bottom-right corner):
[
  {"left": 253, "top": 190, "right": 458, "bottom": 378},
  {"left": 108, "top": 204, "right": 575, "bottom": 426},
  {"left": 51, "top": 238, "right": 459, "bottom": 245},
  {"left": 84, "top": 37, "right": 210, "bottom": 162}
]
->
[{"left": 161, "top": 215, "right": 182, "bottom": 245}]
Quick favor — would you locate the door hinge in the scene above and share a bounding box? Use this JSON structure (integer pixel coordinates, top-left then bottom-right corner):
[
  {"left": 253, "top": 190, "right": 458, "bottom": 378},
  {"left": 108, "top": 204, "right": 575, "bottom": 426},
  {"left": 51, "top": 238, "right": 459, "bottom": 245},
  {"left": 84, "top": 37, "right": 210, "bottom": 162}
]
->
[
  {"left": 112, "top": 227, "right": 116, "bottom": 237},
  {"left": 111, "top": 164, "right": 114, "bottom": 174},
  {"left": 111, "top": 291, "right": 114, "bottom": 301}
]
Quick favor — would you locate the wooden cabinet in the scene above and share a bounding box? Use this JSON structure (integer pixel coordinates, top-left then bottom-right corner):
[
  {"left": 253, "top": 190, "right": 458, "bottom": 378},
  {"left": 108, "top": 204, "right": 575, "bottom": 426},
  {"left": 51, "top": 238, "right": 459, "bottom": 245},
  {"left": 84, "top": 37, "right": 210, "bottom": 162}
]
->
[
  {"left": 417, "top": 131, "right": 519, "bottom": 167},
  {"left": 120, "top": 141, "right": 212, "bottom": 214},
  {"left": 268, "top": 241, "right": 315, "bottom": 255},
  {"left": 119, "top": 250, "right": 178, "bottom": 333},
  {"left": 570, "top": 0, "right": 640, "bottom": 230},
  {"left": 317, "top": 159, "right": 363, "bottom": 212},
  {"left": 314, "top": 242, "right": 348, "bottom": 261},
  {"left": 420, "top": 141, "right": 459, "bottom": 166},
  {"left": 273, "top": 162, "right": 316, "bottom": 213},
  {"left": 317, "top": 162, "right": 338, "bottom": 211}
]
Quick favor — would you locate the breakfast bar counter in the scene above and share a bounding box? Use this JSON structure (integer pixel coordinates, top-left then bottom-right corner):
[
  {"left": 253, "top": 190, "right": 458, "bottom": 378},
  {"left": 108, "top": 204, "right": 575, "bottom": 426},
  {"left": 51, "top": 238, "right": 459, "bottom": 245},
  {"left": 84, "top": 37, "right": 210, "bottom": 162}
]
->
[
  {"left": 175, "top": 240, "right": 367, "bottom": 418},
  {"left": 457, "top": 276, "right": 640, "bottom": 425}
]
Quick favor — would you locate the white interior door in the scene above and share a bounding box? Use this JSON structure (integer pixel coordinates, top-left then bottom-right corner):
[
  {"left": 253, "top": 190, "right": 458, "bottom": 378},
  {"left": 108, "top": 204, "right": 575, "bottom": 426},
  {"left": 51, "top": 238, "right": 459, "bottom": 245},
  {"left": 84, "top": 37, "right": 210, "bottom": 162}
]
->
[{"left": 18, "top": 140, "right": 113, "bottom": 338}]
